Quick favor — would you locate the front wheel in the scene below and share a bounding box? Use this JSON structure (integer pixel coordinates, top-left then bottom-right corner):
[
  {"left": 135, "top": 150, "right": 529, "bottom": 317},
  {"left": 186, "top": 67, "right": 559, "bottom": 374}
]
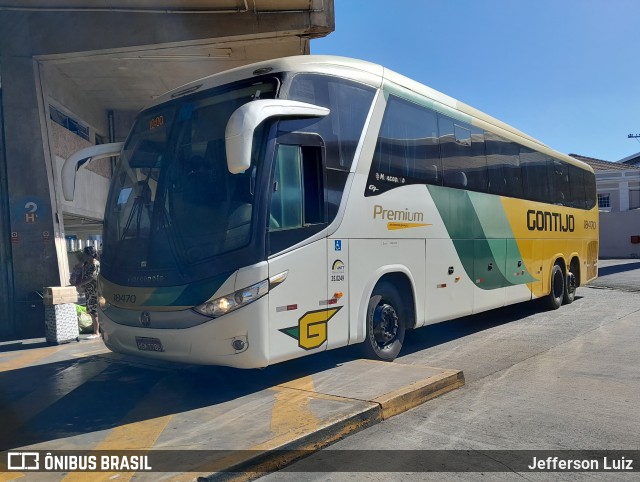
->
[
  {"left": 546, "top": 264, "right": 565, "bottom": 310},
  {"left": 363, "top": 282, "right": 406, "bottom": 361}
]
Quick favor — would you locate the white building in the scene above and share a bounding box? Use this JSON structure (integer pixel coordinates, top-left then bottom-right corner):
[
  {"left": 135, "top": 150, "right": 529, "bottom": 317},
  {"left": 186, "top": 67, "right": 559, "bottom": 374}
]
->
[
  {"left": 620, "top": 151, "right": 640, "bottom": 167},
  {"left": 571, "top": 154, "right": 640, "bottom": 258}
]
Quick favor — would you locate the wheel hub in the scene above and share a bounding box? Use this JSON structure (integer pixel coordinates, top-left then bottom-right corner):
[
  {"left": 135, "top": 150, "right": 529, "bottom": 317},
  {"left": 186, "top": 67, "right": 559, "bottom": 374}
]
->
[
  {"left": 373, "top": 304, "right": 398, "bottom": 346},
  {"left": 567, "top": 272, "right": 576, "bottom": 294}
]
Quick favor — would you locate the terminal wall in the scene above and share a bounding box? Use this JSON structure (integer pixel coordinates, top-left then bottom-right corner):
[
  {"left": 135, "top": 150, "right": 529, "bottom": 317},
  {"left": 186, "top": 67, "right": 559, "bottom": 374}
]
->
[
  {"left": 0, "top": 55, "right": 63, "bottom": 338},
  {"left": 599, "top": 210, "right": 640, "bottom": 259},
  {"left": 44, "top": 63, "right": 109, "bottom": 138},
  {"left": 0, "top": 89, "right": 14, "bottom": 339},
  {"left": 0, "top": 2, "right": 334, "bottom": 340}
]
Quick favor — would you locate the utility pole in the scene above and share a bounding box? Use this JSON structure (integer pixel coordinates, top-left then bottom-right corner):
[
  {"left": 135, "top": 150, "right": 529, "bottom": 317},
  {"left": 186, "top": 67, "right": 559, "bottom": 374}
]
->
[{"left": 629, "top": 133, "right": 640, "bottom": 140}]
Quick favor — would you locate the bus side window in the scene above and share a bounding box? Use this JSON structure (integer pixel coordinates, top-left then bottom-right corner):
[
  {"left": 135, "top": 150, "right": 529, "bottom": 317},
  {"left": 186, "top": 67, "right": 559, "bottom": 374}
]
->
[
  {"left": 569, "top": 165, "right": 587, "bottom": 209},
  {"left": 368, "top": 95, "right": 441, "bottom": 195},
  {"left": 520, "top": 147, "right": 552, "bottom": 204},
  {"left": 285, "top": 73, "right": 376, "bottom": 171},
  {"left": 549, "top": 159, "right": 570, "bottom": 206},
  {"left": 439, "top": 115, "right": 487, "bottom": 192},
  {"left": 268, "top": 140, "right": 326, "bottom": 254},
  {"left": 270, "top": 145, "right": 303, "bottom": 230},
  {"left": 486, "top": 132, "right": 522, "bottom": 199},
  {"left": 584, "top": 170, "right": 597, "bottom": 209}
]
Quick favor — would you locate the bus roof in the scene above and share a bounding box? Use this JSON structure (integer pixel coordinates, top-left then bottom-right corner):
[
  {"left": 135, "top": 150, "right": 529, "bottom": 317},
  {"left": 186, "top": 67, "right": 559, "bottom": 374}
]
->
[{"left": 150, "top": 55, "right": 592, "bottom": 173}]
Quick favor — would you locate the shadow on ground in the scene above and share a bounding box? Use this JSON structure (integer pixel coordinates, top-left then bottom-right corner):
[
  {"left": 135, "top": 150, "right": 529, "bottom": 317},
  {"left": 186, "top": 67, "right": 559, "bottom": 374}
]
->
[{"left": 0, "top": 297, "right": 556, "bottom": 452}]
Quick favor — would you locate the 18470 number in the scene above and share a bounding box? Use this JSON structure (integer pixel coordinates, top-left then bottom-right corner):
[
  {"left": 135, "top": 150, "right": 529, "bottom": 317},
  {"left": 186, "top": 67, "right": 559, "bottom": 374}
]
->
[
  {"left": 584, "top": 220, "right": 597, "bottom": 230},
  {"left": 113, "top": 293, "right": 137, "bottom": 303}
]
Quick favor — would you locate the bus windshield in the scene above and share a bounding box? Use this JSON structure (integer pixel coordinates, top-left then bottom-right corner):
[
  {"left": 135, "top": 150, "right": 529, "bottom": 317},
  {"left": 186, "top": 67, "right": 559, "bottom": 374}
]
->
[{"left": 102, "top": 78, "right": 278, "bottom": 285}]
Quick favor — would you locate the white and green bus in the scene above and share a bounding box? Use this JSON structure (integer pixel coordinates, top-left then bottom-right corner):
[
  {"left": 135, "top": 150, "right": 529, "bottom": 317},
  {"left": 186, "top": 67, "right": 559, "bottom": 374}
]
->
[{"left": 63, "top": 56, "right": 598, "bottom": 368}]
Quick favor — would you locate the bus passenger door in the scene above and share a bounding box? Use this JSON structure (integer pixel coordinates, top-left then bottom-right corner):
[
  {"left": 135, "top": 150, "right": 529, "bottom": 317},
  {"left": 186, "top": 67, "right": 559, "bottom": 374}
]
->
[{"left": 266, "top": 138, "right": 330, "bottom": 364}]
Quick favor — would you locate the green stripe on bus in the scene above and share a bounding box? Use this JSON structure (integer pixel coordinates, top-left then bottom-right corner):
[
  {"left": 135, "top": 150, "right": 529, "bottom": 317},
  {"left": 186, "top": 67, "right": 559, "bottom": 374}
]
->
[
  {"left": 139, "top": 272, "right": 233, "bottom": 307},
  {"left": 427, "top": 185, "right": 534, "bottom": 289}
]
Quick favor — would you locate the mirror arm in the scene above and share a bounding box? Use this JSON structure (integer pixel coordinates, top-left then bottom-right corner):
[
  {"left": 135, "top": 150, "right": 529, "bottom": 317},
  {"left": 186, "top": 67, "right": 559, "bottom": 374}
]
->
[
  {"left": 61, "top": 142, "right": 123, "bottom": 201},
  {"left": 225, "top": 100, "right": 329, "bottom": 174}
]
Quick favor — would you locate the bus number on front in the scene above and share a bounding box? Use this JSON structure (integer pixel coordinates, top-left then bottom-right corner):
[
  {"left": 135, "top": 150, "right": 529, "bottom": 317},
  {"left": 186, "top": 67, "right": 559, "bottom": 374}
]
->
[{"left": 113, "top": 293, "right": 137, "bottom": 304}]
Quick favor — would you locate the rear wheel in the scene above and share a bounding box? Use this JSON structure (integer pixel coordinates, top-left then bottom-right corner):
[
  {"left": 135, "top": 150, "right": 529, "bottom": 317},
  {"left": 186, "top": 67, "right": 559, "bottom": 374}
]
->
[
  {"left": 564, "top": 258, "right": 580, "bottom": 305},
  {"left": 547, "top": 263, "right": 565, "bottom": 310},
  {"left": 563, "top": 270, "right": 577, "bottom": 304},
  {"left": 363, "top": 282, "right": 406, "bottom": 361}
]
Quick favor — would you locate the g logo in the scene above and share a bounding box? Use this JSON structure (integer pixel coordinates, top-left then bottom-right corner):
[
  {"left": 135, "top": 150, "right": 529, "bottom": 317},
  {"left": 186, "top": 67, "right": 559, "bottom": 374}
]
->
[{"left": 279, "top": 307, "right": 342, "bottom": 350}]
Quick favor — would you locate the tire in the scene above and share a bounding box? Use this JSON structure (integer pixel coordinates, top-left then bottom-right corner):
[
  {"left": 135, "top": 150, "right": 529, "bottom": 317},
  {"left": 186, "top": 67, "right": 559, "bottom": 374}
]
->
[
  {"left": 547, "top": 263, "right": 565, "bottom": 310},
  {"left": 563, "top": 270, "right": 577, "bottom": 305},
  {"left": 363, "top": 282, "right": 406, "bottom": 361}
]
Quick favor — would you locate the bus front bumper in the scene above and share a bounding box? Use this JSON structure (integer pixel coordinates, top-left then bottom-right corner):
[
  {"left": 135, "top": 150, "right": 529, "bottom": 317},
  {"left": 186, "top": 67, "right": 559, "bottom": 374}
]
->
[{"left": 99, "top": 297, "right": 270, "bottom": 368}]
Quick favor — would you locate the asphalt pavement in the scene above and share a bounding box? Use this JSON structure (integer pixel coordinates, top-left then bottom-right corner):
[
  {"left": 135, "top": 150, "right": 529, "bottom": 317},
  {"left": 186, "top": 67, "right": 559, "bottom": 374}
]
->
[
  {"left": 589, "top": 259, "right": 640, "bottom": 292},
  {"left": 260, "top": 259, "right": 640, "bottom": 481},
  {"left": 2, "top": 260, "right": 639, "bottom": 481}
]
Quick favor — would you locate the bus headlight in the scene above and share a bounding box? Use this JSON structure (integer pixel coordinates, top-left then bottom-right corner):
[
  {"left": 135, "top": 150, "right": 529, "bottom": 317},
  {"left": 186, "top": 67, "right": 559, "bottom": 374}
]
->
[{"left": 194, "top": 279, "right": 269, "bottom": 318}]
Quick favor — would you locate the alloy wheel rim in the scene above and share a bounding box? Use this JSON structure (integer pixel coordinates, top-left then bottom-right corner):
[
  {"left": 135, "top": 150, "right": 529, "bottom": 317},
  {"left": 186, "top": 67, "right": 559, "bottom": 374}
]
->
[{"left": 373, "top": 304, "right": 399, "bottom": 347}]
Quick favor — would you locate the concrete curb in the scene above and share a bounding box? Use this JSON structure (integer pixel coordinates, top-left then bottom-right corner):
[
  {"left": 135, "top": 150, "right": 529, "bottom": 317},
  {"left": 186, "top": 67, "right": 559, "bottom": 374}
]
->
[
  {"left": 0, "top": 342, "right": 464, "bottom": 482},
  {"left": 201, "top": 366, "right": 465, "bottom": 481},
  {"left": 374, "top": 368, "right": 465, "bottom": 420}
]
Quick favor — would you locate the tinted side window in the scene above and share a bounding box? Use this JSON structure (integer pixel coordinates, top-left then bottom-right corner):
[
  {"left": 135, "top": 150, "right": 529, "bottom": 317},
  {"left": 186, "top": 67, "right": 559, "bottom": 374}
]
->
[
  {"left": 485, "top": 131, "right": 523, "bottom": 198},
  {"left": 374, "top": 96, "right": 440, "bottom": 180},
  {"left": 439, "top": 115, "right": 487, "bottom": 192},
  {"left": 569, "top": 165, "right": 587, "bottom": 209},
  {"left": 268, "top": 140, "right": 326, "bottom": 254},
  {"left": 270, "top": 145, "right": 303, "bottom": 230},
  {"left": 584, "top": 169, "right": 597, "bottom": 209},
  {"left": 286, "top": 74, "right": 375, "bottom": 171},
  {"left": 549, "top": 159, "right": 571, "bottom": 206},
  {"left": 366, "top": 95, "right": 440, "bottom": 196},
  {"left": 520, "top": 147, "right": 551, "bottom": 203}
]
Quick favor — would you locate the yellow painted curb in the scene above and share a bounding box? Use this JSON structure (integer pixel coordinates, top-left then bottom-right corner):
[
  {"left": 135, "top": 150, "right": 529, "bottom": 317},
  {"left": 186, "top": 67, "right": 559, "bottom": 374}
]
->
[
  {"left": 373, "top": 369, "right": 465, "bottom": 420},
  {"left": 204, "top": 364, "right": 464, "bottom": 481}
]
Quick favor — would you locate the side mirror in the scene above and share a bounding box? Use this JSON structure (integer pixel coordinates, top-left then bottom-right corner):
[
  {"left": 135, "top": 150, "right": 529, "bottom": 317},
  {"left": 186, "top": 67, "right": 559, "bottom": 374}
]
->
[
  {"left": 61, "top": 142, "right": 123, "bottom": 201},
  {"left": 225, "top": 100, "right": 329, "bottom": 174}
]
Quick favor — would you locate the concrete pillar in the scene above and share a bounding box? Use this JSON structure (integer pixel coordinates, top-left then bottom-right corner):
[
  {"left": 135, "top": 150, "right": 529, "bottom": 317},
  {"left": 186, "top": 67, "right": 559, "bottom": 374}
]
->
[
  {"left": 619, "top": 181, "right": 630, "bottom": 212},
  {"left": 0, "top": 3, "right": 334, "bottom": 340},
  {"left": 0, "top": 57, "right": 61, "bottom": 338},
  {"left": 0, "top": 87, "right": 17, "bottom": 340},
  {"left": 0, "top": 56, "right": 64, "bottom": 339}
]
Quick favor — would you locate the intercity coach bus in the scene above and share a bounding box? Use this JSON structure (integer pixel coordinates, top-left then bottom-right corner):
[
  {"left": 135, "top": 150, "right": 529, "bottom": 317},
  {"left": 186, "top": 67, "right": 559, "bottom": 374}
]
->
[{"left": 62, "top": 56, "right": 598, "bottom": 368}]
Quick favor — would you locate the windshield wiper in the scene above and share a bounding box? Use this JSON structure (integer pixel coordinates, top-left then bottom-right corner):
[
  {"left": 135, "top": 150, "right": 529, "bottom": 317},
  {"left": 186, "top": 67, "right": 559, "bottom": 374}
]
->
[
  {"left": 152, "top": 202, "right": 188, "bottom": 279},
  {"left": 119, "top": 173, "right": 153, "bottom": 242}
]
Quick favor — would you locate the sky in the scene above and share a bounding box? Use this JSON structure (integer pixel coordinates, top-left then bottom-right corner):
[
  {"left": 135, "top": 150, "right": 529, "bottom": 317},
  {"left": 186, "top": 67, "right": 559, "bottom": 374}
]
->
[{"left": 312, "top": 0, "right": 640, "bottom": 162}]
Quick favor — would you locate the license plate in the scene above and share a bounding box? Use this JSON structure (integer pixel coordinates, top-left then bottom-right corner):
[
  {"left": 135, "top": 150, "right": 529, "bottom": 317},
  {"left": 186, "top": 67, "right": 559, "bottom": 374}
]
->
[{"left": 135, "top": 336, "right": 164, "bottom": 352}]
